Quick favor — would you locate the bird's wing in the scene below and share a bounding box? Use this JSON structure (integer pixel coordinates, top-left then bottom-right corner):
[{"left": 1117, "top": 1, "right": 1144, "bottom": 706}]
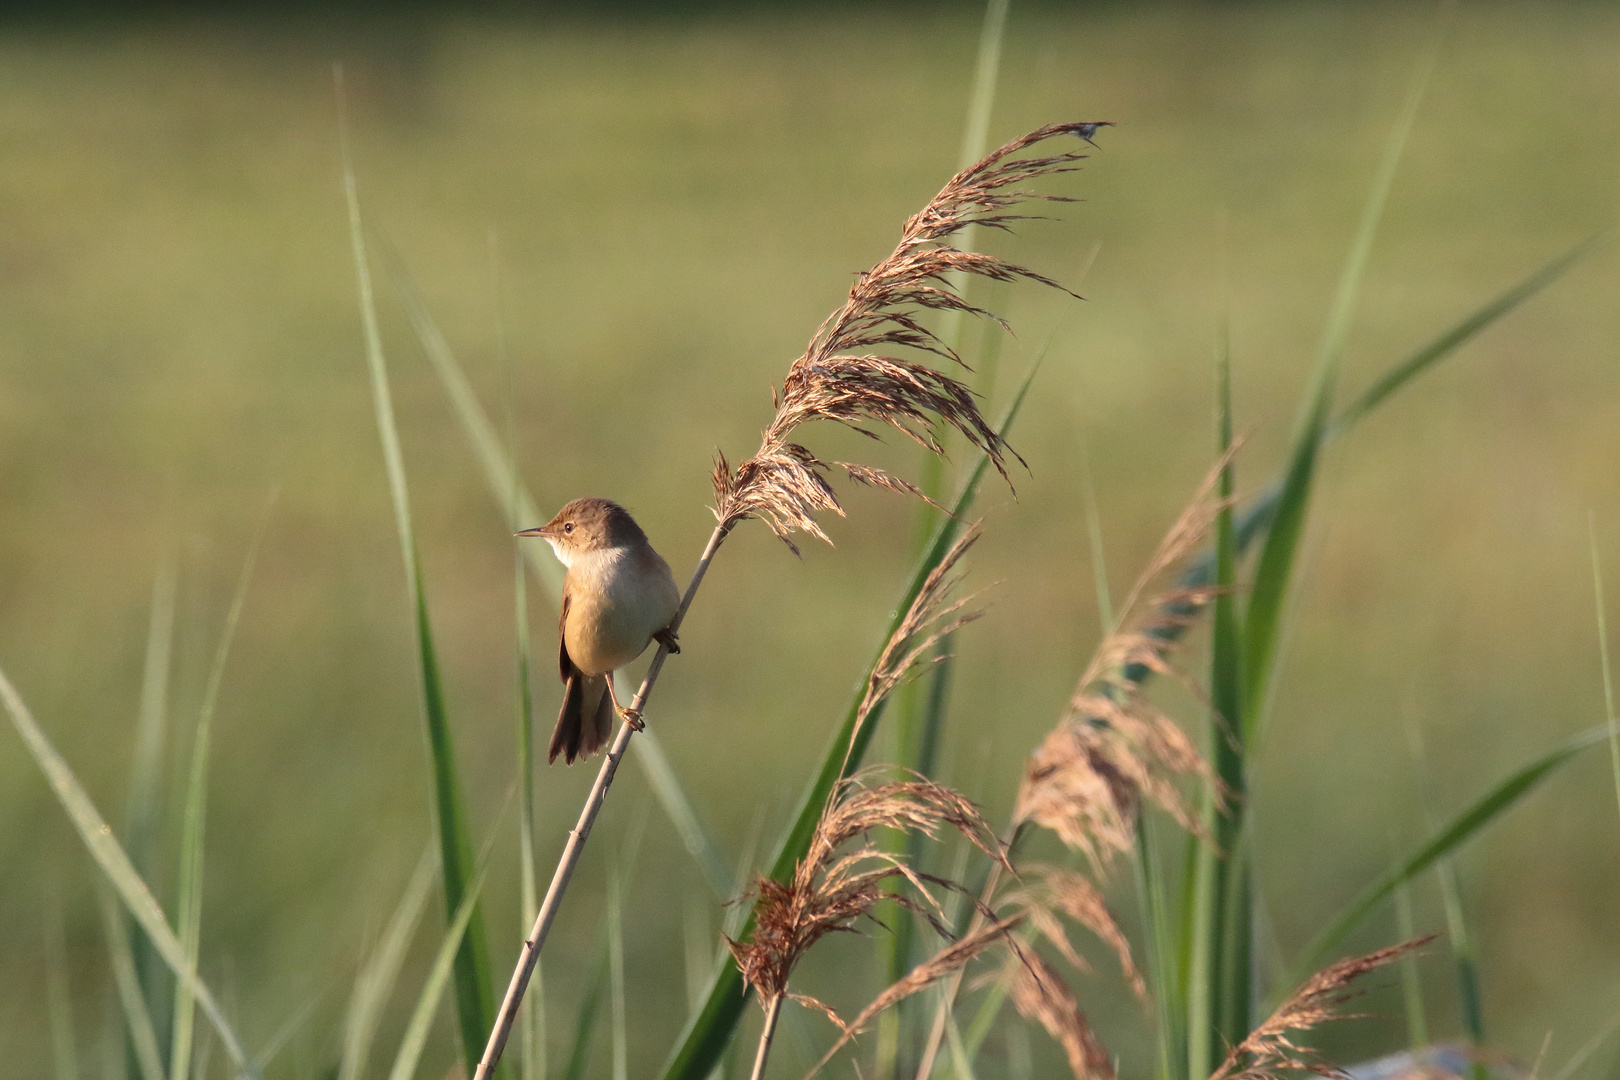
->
[{"left": 558, "top": 588, "right": 574, "bottom": 683}]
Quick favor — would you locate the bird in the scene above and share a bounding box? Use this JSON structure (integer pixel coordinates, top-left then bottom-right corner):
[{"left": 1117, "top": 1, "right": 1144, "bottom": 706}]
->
[
  {"left": 1073, "top": 121, "right": 1114, "bottom": 147},
  {"left": 517, "top": 498, "right": 682, "bottom": 765}
]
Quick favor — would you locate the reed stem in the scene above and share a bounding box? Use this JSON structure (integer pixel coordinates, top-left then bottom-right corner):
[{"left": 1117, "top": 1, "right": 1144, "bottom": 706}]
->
[
  {"left": 474, "top": 522, "right": 732, "bottom": 1080},
  {"left": 749, "top": 995, "right": 785, "bottom": 1080}
]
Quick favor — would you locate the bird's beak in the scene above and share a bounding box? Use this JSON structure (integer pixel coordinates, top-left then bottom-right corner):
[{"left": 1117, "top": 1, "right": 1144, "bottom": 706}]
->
[{"left": 515, "top": 525, "right": 550, "bottom": 538}]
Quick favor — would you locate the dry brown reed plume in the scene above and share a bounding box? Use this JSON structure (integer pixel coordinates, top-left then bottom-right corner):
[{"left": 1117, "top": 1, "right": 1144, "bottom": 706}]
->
[
  {"left": 802, "top": 914, "right": 1025, "bottom": 1079},
  {"left": 1209, "top": 937, "right": 1435, "bottom": 1080},
  {"left": 728, "top": 771, "right": 1008, "bottom": 1009},
  {"left": 849, "top": 523, "right": 986, "bottom": 758},
  {"left": 999, "top": 862, "right": 1144, "bottom": 1000},
  {"left": 1006, "top": 946, "right": 1119, "bottom": 1080},
  {"left": 729, "top": 772, "right": 1010, "bottom": 1079},
  {"left": 1013, "top": 451, "right": 1239, "bottom": 871},
  {"left": 712, "top": 122, "right": 1107, "bottom": 553}
]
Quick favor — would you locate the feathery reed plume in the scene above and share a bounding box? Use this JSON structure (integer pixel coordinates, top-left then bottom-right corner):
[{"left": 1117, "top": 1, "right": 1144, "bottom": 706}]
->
[
  {"left": 730, "top": 772, "right": 1008, "bottom": 1080},
  {"left": 1210, "top": 937, "right": 1435, "bottom": 1080},
  {"left": 1013, "top": 451, "right": 1238, "bottom": 871},
  {"left": 849, "top": 524, "right": 985, "bottom": 758},
  {"left": 712, "top": 122, "right": 1107, "bottom": 553},
  {"left": 1006, "top": 946, "right": 1118, "bottom": 1080},
  {"left": 476, "top": 123, "right": 1100, "bottom": 1080},
  {"left": 999, "top": 863, "right": 1144, "bottom": 1000},
  {"left": 801, "top": 914, "right": 1024, "bottom": 1079}
]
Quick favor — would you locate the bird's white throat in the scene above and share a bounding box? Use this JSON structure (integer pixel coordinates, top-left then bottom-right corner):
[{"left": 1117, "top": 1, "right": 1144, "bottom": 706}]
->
[{"left": 543, "top": 537, "right": 573, "bottom": 568}]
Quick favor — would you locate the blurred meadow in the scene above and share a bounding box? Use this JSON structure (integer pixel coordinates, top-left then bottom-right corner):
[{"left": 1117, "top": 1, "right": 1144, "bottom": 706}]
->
[{"left": 3, "top": 2, "right": 1620, "bottom": 1077}]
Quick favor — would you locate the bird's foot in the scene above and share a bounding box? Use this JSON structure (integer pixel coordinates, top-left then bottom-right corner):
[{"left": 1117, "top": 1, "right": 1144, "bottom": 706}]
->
[
  {"left": 619, "top": 707, "right": 645, "bottom": 732},
  {"left": 654, "top": 627, "right": 681, "bottom": 655}
]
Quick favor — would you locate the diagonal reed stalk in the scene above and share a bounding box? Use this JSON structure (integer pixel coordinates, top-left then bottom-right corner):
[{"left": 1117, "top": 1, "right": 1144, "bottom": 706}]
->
[{"left": 479, "top": 122, "right": 1099, "bottom": 1080}]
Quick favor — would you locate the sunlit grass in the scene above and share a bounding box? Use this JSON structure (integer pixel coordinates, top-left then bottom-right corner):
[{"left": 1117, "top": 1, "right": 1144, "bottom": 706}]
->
[{"left": 1, "top": 5, "right": 1619, "bottom": 1077}]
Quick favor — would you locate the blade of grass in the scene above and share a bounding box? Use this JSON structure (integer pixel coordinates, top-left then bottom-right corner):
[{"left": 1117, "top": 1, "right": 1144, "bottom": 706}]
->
[
  {"left": 909, "top": 0, "right": 1012, "bottom": 526},
  {"left": 385, "top": 827, "right": 503, "bottom": 1080},
  {"left": 1392, "top": 869, "right": 1428, "bottom": 1048},
  {"left": 47, "top": 901, "right": 79, "bottom": 1080},
  {"left": 125, "top": 561, "right": 178, "bottom": 1074},
  {"left": 1205, "top": 335, "right": 1247, "bottom": 1060},
  {"left": 560, "top": 932, "right": 612, "bottom": 1080},
  {"left": 1132, "top": 815, "right": 1184, "bottom": 1080},
  {"left": 1404, "top": 726, "right": 1487, "bottom": 1073},
  {"left": 0, "top": 666, "right": 256, "bottom": 1076},
  {"left": 1125, "top": 229, "right": 1607, "bottom": 702},
  {"left": 340, "top": 842, "right": 439, "bottom": 1080},
  {"left": 517, "top": 562, "right": 546, "bottom": 1080},
  {"left": 1589, "top": 516, "right": 1620, "bottom": 826},
  {"left": 609, "top": 870, "right": 628, "bottom": 1080},
  {"left": 1552, "top": 1007, "right": 1620, "bottom": 1080},
  {"left": 1434, "top": 854, "right": 1485, "bottom": 1053},
  {"left": 98, "top": 881, "right": 166, "bottom": 1080},
  {"left": 1331, "top": 231, "right": 1612, "bottom": 436},
  {"left": 683, "top": 891, "right": 712, "bottom": 1013},
  {"left": 171, "top": 503, "right": 270, "bottom": 1080},
  {"left": 375, "top": 234, "right": 732, "bottom": 904},
  {"left": 655, "top": 365, "right": 1039, "bottom": 1080},
  {"left": 560, "top": 827, "right": 648, "bottom": 1080},
  {"left": 339, "top": 80, "right": 498, "bottom": 1078},
  {"left": 1242, "top": 43, "right": 1433, "bottom": 730},
  {"left": 943, "top": 1007, "right": 979, "bottom": 1080},
  {"left": 253, "top": 989, "right": 328, "bottom": 1074},
  {"left": 1278, "top": 720, "right": 1620, "bottom": 999},
  {"left": 495, "top": 231, "right": 548, "bottom": 1080}
]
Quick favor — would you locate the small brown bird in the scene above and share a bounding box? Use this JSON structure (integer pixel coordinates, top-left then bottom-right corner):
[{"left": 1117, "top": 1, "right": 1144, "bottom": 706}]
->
[{"left": 517, "top": 498, "right": 682, "bottom": 765}]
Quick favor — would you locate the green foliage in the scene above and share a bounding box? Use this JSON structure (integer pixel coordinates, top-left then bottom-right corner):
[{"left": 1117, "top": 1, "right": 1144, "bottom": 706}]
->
[{"left": 341, "top": 113, "right": 497, "bottom": 1079}]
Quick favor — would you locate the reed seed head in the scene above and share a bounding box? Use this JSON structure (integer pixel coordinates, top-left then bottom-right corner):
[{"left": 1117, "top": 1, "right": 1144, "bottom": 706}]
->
[{"left": 713, "top": 123, "right": 1108, "bottom": 552}]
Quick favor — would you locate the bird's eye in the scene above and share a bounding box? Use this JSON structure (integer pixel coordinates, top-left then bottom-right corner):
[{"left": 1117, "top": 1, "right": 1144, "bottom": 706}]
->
[{"left": 563, "top": 522, "right": 574, "bottom": 534}]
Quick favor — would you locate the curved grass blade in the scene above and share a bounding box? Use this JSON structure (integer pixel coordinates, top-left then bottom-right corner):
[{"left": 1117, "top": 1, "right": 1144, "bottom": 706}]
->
[
  {"left": 517, "top": 572, "right": 547, "bottom": 1080},
  {"left": 340, "top": 88, "right": 498, "bottom": 1078},
  {"left": 124, "top": 560, "right": 177, "bottom": 1072},
  {"left": 1332, "top": 231, "right": 1611, "bottom": 435},
  {"left": 375, "top": 235, "right": 732, "bottom": 903},
  {"left": 1242, "top": 41, "right": 1434, "bottom": 732},
  {"left": 341, "top": 843, "right": 439, "bottom": 1080},
  {"left": 253, "top": 989, "right": 328, "bottom": 1074},
  {"left": 1278, "top": 721, "right": 1620, "bottom": 1000},
  {"left": 0, "top": 665, "right": 257, "bottom": 1077},
  {"left": 560, "top": 932, "right": 611, "bottom": 1080},
  {"left": 1206, "top": 339, "right": 1249, "bottom": 1055},
  {"left": 385, "top": 839, "right": 500, "bottom": 1080},
  {"left": 655, "top": 363, "right": 1039, "bottom": 1080},
  {"left": 1391, "top": 869, "right": 1428, "bottom": 1048},
  {"left": 1589, "top": 517, "right": 1620, "bottom": 825},
  {"left": 609, "top": 871, "right": 628, "bottom": 1080},
  {"left": 171, "top": 509, "right": 270, "bottom": 1080},
  {"left": 99, "top": 881, "right": 166, "bottom": 1080},
  {"left": 46, "top": 901, "right": 79, "bottom": 1080}
]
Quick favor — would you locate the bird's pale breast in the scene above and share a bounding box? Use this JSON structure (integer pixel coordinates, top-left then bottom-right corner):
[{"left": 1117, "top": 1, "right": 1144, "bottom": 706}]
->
[{"left": 564, "top": 545, "right": 680, "bottom": 676}]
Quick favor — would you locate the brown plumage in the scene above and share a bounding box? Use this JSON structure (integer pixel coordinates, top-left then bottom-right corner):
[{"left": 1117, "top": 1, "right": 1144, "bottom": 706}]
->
[{"left": 517, "top": 498, "right": 681, "bottom": 764}]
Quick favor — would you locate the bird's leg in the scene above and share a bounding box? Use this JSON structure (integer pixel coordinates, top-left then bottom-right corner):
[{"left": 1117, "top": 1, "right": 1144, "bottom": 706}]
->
[
  {"left": 605, "top": 676, "right": 644, "bottom": 731},
  {"left": 654, "top": 627, "right": 681, "bottom": 655}
]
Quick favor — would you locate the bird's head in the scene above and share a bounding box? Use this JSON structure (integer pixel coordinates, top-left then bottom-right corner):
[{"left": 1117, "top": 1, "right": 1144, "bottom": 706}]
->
[{"left": 517, "top": 497, "right": 646, "bottom": 568}]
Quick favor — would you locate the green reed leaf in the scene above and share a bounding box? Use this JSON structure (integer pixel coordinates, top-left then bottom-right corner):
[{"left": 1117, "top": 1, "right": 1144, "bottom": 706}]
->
[
  {"left": 0, "top": 665, "right": 257, "bottom": 1077},
  {"left": 340, "top": 97, "right": 497, "bottom": 1079}
]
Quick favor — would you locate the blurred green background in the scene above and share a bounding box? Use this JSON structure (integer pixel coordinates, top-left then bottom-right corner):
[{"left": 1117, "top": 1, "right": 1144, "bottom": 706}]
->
[{"left": 2, "top": 2, "right": 1619, "bottom": 1076}]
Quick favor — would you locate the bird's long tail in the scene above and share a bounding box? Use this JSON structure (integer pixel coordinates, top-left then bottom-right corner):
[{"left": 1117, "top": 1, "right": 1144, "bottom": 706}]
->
[{"left": 550, "top": 671, "right": 614, "bottom": 765}]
